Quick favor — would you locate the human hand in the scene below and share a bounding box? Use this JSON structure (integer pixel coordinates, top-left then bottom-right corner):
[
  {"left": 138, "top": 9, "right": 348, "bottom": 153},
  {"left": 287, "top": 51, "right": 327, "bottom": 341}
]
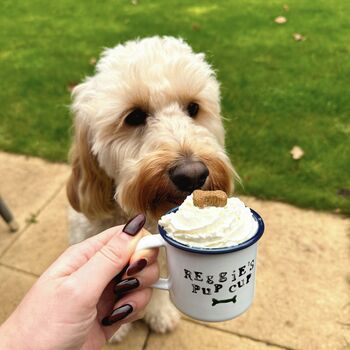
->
[{"left": 0, "top": 214, "right": 159, "bottom": 350}]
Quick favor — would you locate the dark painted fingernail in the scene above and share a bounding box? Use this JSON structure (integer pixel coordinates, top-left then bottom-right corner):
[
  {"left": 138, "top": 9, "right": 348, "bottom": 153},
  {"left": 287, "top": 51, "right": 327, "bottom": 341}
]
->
[
  {"left": 126, "top": 258, "right": 147, "bottom": 276},
  {"left": 114, "top": 278, "right": 140, "bottom": 296},
  {"left": 113, "top": 263, "right": 129, "bottom": 283},
  {"left": 101, "top": 304, "right": 133, "bottom": 326},
  {"left": 122, "top": 214, "right": 146, "bottom": 236}
]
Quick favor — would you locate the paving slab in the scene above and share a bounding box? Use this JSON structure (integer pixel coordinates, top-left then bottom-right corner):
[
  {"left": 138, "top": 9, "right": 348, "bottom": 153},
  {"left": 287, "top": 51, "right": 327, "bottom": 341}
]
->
[
  {"left": 0, "top": 152, "right": 69, "bottom": 256},
  {"left": 0, "top": 187, "right": 69, "bottom": 275},
  {"left": 146, "top": 318, "right": 281, "bottom": 350},
  {"left": 0, "top": 265, "right": 37, "bottom": 324},
  {"left": 188, "top": 197, "right": 350, "bottom": 350}
]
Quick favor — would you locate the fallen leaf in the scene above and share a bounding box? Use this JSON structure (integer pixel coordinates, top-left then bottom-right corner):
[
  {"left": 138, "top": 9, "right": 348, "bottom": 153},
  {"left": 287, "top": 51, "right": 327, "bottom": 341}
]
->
[
  {"left": 283, "top": 4, "right": 289, "bottom": 11},
  {"left": 290, "top": 145, "right": 304, "bottom": 160},
  {"left": 192, "top": 23, "right": 201, "bottom": 31},
  {"left": 293, "top": 33, "right": 306, "bottom": 41},
  {"left": 89, "top": 57, "right": 97, "bottom": 65},
  {"left": 334, "top": 208, "right": 342, "bottom": 214},
  {"left": 275, "top": 16, "right": 287, "bottom": 24},
  {"left": 337, "top": 189, "right": 350, "bottom": 197},
  {"left": 26, "top": 213, "right": 38, "bottom": 224},
  {"left": 67, "top": 82, "right": 78, "bottom": 93}
]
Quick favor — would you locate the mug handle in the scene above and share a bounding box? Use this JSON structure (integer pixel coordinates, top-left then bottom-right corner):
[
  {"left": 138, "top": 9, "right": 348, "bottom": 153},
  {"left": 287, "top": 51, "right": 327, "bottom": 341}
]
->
[{"left": 136, "top": 234, "right": 170, "bottom": 290}]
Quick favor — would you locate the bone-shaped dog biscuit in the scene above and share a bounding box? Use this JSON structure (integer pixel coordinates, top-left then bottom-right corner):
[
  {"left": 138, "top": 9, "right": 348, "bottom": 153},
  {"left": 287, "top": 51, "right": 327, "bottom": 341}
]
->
[{"left": 193, "top": 190, "right": 227, "bottom": 208}]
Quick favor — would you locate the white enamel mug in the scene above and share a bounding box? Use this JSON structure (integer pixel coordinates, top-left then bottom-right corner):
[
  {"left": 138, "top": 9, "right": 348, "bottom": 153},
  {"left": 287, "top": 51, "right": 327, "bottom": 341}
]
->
[{"left": 136, "top": 208, "right": 264, "bottom": 322}]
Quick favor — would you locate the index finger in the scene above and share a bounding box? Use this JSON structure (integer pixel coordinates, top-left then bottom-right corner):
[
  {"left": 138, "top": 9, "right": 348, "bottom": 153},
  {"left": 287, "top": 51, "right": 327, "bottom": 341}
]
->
[
  {"left": 71, "top": 225, "right": 148, "bottom": 300},
  {"left": 43, "top": 225, "right": 123, "bottom": 279}
]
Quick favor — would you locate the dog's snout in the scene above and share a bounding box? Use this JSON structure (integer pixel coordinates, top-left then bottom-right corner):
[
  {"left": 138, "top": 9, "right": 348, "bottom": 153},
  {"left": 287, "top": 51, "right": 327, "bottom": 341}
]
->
[{"left": 169, "top": 160, "right": 209, "bottom": 192}]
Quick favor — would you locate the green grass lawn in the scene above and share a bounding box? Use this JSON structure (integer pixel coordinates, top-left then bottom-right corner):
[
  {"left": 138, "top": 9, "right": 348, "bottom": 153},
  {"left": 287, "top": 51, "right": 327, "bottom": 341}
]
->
[{"left": 0, "top": 0, "right": 349, "bottom": 214}]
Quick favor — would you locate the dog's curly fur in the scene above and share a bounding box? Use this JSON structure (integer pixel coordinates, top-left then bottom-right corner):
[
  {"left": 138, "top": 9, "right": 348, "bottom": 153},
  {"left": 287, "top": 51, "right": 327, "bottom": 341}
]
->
[{"left": 66, "top": 36, "right": 236, "bottom": 341}]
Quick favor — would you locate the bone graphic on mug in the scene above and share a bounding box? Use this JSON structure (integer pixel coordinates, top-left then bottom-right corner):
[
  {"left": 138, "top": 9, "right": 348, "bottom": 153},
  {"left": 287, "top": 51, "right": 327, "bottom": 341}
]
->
[{"left": 211, "top": 295, "right": 237, "bottom": 306}]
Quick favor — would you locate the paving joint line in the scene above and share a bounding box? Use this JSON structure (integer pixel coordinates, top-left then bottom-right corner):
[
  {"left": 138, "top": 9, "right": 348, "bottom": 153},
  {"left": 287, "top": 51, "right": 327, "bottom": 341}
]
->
[
  {"left": 142, "top": 329, "right": 151, "bottom": 350},
  {"left": 0, "top": 180, "right": 67, "bottom": 260},
  {"left": 0, "top": 262, "right": 39, "bottom": 278},
  {"left": 184, "top": 319, "right": 297, "bottom": 350}
]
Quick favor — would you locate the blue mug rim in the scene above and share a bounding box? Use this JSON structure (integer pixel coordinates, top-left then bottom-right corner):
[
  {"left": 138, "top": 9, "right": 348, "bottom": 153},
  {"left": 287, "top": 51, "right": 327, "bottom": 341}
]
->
[{"left": 158, "top": 207, "right": 265, "bottom": 255}]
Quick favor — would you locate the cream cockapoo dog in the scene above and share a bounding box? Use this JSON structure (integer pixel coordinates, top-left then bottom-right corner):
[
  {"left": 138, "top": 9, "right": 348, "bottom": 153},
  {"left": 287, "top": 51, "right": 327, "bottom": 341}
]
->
[{"left": 67, "top": 36, "right": 235, "bottom": 341}]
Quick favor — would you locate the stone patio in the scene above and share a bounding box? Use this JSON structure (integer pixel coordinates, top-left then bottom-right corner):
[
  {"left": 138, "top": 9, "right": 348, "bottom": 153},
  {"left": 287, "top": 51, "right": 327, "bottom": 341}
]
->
[{"left": 0, "top": 151, "right": 349, "bottom": 350}]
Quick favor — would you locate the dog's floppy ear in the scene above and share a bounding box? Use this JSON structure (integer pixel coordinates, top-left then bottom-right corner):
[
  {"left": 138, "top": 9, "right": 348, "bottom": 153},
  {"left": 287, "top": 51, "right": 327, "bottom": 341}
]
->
[{"left": 67, "top": 116, "right": 116, "bottom": 220}]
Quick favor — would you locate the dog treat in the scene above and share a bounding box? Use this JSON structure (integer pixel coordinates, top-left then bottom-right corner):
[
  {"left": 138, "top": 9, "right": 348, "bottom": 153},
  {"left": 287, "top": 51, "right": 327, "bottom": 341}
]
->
[{"left": 193, "top": 190, "right": 227, "bottom": 208}]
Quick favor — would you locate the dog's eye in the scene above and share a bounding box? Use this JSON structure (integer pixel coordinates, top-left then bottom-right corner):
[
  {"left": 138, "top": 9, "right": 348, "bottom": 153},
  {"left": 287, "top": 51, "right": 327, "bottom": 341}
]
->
[
  {"left": 125, "top": 108, "right": 148, "bottom": 126},
  {"left": 187, "top": 102, "right": 199, "bottom": 118}
]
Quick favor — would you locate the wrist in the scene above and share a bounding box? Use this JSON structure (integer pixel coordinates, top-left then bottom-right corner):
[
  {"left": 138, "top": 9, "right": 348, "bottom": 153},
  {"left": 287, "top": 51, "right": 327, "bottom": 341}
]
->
[
  {"left": 0, "top": 320, "right": 19, "bottom": 350},
  {"left": 0, "top": 312, "right": 34, "bottom": 350}
]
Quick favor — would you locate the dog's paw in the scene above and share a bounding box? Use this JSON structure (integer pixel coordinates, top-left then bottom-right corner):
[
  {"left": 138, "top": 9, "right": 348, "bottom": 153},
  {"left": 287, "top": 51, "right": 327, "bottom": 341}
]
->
[
  {"left": 144, "top": 302, "right": 181, "bottom": 333},
  {"left": 108, "top": 323, "right": 133, "bottom": 343}
]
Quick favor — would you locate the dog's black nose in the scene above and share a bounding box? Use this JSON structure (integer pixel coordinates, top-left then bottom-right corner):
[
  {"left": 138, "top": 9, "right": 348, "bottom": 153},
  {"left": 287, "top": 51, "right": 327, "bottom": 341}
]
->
[{"left": 169, "top": 160, "right": 209, "bottom": 192}]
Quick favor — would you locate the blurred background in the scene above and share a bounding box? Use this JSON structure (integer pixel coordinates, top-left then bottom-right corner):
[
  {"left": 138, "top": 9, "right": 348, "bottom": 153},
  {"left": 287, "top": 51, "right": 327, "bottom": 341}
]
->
[{"left": 0, "top": 1, "right": 349, "bottom": 350}]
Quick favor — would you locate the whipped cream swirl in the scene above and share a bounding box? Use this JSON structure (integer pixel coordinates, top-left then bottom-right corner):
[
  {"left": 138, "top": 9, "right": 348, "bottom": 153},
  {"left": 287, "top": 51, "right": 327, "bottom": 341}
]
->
[{"left": 159, "top": 195, "right": 257, "bottom": 248}]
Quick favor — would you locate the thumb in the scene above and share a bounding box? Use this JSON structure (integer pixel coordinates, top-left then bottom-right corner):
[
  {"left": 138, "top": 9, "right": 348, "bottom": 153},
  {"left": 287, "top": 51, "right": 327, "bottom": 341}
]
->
[{"left": 72, "top": 214, "right": 146, "bottom": 300}]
